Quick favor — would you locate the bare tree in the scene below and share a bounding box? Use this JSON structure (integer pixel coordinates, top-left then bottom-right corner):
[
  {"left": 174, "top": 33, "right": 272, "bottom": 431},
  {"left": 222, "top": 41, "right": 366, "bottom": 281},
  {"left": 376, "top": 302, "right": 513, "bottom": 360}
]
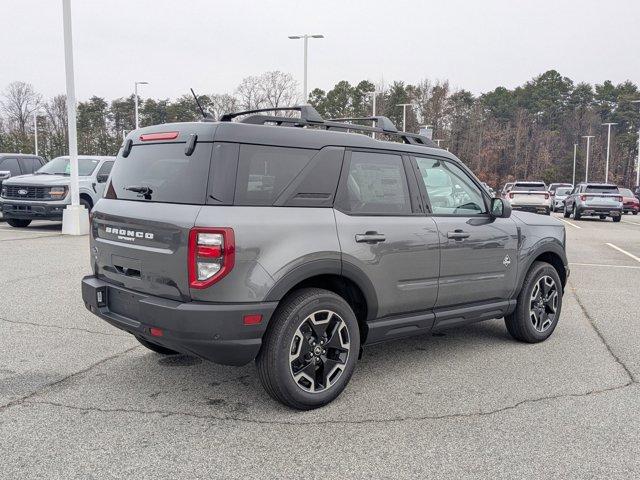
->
[
  {"left": 236, "top": 75, "right": 265, "bottom": 110},
  {"left": 258, "top": 71, "right": 299, "bottom": 110},
  {"left": 1, "top": 81, "right": 41, "bottom": 136},
  {"left": 207, "top": 93, "right": 239, "bottom": 120}
]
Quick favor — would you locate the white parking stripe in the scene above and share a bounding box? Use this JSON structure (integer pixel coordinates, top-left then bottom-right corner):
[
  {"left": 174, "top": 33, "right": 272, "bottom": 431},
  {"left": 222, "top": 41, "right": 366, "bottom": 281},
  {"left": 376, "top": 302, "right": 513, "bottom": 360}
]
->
[
  {"left": 570, "top": 262, "right": 640, "bottom": 270},
  {"left": 558, "top": 218, "right": 582, "bottom": 229},
  {"left": 621, "top": 220, "right": 640, "bottom": 227},
  {"left": 605, "top": 243, "right": 640, "bottom": 264}
]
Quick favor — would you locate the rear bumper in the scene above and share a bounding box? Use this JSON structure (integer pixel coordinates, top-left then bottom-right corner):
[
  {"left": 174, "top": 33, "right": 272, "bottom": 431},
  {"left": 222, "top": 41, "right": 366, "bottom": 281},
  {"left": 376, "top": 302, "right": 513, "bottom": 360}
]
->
[
  {"left": 623, "top": 204, "right": 639, "bottom": 213},
  {"left": 1, "top": 201, "right": 66, "bottom": 220},
  {"left": 577, "top": 206, "right": 621, "bottom": 217},
  {"left": 511, "top": 205, "right": 550, "bottom": 215},
  {"left": 81, "top": 275, "right": 278, "bottom": 366}
]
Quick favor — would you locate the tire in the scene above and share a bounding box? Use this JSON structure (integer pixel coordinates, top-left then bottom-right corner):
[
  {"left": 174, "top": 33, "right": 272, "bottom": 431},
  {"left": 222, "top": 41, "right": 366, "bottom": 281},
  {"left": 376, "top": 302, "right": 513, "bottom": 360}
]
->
[
  {"left": 563, "top": 205, "right": 570, "bottom": 218},
  {"left": 80, "top": 197, "right": 92, "bottom": 212},
  {"left": 613, "top": 215, "right": 621, "bottom": 222},
  {"left": 136, "top": 336, "right": 179, "bottom": 355},
  {"left": 256, "top": 288, "right": 360, "bottom": 410},
  {"left": 573, "top": 205, "right": 581, "bottom": 220},
  {"left": 633, "top": 211, "right": 638, "bottom": 215},
  {"left": 599, "top": 215, "right": 606, "bottom": 220},
  {"left": 7, "top": 218, "right": 32, "bottom": 228},
  {"left": 505, "top": 261, "right": 563, "bottom": 343}
]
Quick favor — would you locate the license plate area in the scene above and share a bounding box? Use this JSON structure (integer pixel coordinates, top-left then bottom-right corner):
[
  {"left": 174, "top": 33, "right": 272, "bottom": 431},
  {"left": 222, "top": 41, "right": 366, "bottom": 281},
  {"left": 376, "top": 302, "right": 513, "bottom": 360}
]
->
[{"left": 108, "top": 287, "right": 142, "bottom": 320}]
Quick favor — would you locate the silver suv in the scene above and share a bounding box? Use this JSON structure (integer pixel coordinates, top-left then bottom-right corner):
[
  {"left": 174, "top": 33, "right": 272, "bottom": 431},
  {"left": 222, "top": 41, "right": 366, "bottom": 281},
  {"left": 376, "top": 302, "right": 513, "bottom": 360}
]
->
[
  {"left": 81, "top": 106, "right": 569, "bottom": 409},
  {"left": 1, "top": 155, "right": 115, "bottom": 228}
]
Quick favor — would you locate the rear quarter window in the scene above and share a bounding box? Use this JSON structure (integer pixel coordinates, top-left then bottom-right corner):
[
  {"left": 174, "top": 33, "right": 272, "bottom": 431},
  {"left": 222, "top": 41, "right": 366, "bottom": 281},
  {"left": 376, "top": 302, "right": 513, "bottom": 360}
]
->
[{"left": 106, "top": 142, "right": 213, "bottom": 204}]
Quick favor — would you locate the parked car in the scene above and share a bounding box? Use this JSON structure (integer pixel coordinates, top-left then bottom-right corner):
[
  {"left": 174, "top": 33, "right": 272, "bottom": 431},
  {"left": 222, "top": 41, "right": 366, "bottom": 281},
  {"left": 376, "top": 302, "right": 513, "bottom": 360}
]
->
[
  {"left": 551, "top": 186, "right": 572, "bottom": 213},
  {"left": 548, "top": 182, "right": 573, "bottom": 196},
  {"left": 501, "top": 182, "right": 514, "bottom": 198},
  {"left": 0, "top": 153, "right": 47, "bottom": 220},
  {"left": 563, "top": 183, "right": 623, "bottom": 221},
  {"left": 81, "top": 106, "right": 568, "bottom": 410},
  {"left": 0, "top": 155, "right": 115, "bottom": 228},
  {"left": 506, "top": 181, "right": 551, "bottom": 215},
  {"left": 634, "top": 185, "right": 640, "bottom": 202},
  {"left": 619, "top": 188, "right": 639, "bottom": 215}
]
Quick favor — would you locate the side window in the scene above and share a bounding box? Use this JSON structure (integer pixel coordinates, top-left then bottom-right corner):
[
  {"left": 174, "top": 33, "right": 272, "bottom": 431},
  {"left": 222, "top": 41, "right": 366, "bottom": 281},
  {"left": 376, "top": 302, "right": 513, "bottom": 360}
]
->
[
  {"left": 235, "top": 145, "right": 315, "bottom": 206},
  {"left": 96, "top": 161, "right": 114, "bottom": 179},
  {"left": 341, "top": 151, "right": 411, "bottom": 215},
  {"left": 413, "top": 157, "right": 487, "bottom": 215},
  {"left": 18, "top": 158, "right": 36, "bottom": 174},
  {"left": 0, "top": 158, "right": 21, "bottom": 176}
]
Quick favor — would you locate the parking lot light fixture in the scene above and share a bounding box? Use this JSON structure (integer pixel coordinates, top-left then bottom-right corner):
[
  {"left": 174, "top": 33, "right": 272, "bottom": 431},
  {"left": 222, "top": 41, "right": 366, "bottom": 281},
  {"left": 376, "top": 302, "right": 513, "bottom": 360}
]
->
[
  {"left": 396, "top": 103, "right": 413, "bottom": 132},
  {"left": 288, "top": 34, "right": 324, "bottom": 103},
  {"left": 134, "top": 81, "right": 149, "bottom": 130},
  {"left": 602, "top": 123, "right": 618, "bottom": 183},
  {"left": 582, "top": 135, "right": 595, "bottom": 182},
  {"left": 573, "top": 143, "right": 578, "bottom": 186},
  {"left": 632, "top": 100, "right": 640, "bottom": 188}
]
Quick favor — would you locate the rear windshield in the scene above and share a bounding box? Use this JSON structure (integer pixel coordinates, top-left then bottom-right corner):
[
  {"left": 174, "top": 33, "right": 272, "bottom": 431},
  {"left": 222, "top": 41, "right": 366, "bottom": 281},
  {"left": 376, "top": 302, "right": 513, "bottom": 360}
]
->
[
  {"left": 36, "top": 157, "right": 100, "bottom": 176},
  {"left": 585, "top": 185, "right": 618, "bottom": 194},
  {"left": 513, "top": 183, "right": 546, "bottom": 191},
  {"left": 107, "top": 143, "right": 213, "bottom": 204},
  {"left": 619, "top": 188, "right": 633, "bottom": 197}
]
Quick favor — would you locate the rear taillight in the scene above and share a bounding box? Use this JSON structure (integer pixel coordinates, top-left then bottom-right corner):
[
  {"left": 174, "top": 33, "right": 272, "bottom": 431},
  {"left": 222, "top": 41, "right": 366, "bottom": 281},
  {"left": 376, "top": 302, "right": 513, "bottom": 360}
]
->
[
  {"left": 188, "top": 227, "right": 235, "bottom": 289},
  {"left": 509, "top": 192, "right": 514, "bottom": 199},
  {"left": 544, "top": 193, "right": 549, "bottom": 199},
  {"left": 140, "top": 131, "right": 179, "bottom": 142},
  {"left": 580, "top": 195, "right": 586, "bottom": 201}
]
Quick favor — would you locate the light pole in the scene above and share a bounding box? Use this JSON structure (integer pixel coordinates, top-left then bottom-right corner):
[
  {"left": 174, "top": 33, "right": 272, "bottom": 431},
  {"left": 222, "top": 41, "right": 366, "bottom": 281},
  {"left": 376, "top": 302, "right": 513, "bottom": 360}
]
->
[
  {"left": 582, "top": 135, "right": 595, "bottom": 182},
  {"left": 602, "top": 122, "right": 617, "bottom": 183},
  {"left": 33, "top": 111, "right": 39, "bottom": 156},
  {"left": 396, "top": 103, "right": 413, "bottom": 132},
  {"left": 572, "top": 143, "right": 577, "bottom": 186},
  {"left": 134, "top": 81, "right": 149, "bottom": 129},
  {"left": 288, "top": 34, "right": 324, "bottom": 102},
  {"left": 367, "top": 91, "right": 377, "bottom": 138},
  {"left": 632, "top": 100, "right": 640, "bottom": 187},
  {"left": 61, "top": 0, "right": 87, "bottom": 235}
]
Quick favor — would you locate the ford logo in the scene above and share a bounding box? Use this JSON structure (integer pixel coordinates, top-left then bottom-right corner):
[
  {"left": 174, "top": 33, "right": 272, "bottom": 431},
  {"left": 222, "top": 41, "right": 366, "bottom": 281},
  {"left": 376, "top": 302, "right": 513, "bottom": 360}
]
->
[{"left": 18, "top": 189, "right": 28, "bottom": 195}]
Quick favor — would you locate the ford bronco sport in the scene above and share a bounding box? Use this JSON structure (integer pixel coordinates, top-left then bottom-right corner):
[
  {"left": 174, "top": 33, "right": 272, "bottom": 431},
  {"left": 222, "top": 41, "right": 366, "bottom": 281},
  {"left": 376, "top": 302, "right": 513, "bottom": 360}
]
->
[{"left": 82, "top": 106, "right": 569, "bottom": 410}]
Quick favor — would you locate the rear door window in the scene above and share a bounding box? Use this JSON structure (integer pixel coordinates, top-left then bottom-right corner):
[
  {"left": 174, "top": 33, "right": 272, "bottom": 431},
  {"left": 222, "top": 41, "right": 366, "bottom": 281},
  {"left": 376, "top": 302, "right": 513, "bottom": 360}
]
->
[
  {"left": 234, "top": 145, "right": 316, "bottom": 206},
  {"left": 107, "top": 143, "right": 213, "bottom": 204}
]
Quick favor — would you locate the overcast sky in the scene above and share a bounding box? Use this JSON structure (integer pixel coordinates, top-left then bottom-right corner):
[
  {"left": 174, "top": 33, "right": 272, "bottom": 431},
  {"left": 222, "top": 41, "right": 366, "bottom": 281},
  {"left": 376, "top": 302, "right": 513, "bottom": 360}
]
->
[{"left": 2, "top": 0, "right": 639, "bottom": 101}]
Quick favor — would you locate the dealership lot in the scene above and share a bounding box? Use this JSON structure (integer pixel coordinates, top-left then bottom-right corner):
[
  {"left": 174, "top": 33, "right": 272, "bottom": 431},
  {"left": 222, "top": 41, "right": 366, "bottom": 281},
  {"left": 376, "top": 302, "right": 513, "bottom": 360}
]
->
[{"left": 0, "top": 215, "right": 639, "bottom": 479}]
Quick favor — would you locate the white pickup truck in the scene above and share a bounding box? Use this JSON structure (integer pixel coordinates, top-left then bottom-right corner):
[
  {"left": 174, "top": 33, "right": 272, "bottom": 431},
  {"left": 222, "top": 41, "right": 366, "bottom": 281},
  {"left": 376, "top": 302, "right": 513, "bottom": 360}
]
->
[{"left": 506, "top": 181, "right": 551, "bottom": 215}]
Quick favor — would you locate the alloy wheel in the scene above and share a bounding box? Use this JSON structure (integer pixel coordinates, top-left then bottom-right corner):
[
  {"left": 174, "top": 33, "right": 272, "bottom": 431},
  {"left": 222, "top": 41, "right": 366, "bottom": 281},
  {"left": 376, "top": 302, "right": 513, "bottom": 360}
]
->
[
  {"left": 529, "top": 275, "right": 558, "bottom": 333},
  {"left": 289, "top": 310, "right": 350, "bottom": 393}
]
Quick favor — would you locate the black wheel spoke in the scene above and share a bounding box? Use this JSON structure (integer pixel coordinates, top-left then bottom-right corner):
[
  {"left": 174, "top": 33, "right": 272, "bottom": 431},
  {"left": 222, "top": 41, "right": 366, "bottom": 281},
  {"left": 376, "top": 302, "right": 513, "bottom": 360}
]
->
[{"left": 529, "top": 275, "right": 558, "bottom": 333}]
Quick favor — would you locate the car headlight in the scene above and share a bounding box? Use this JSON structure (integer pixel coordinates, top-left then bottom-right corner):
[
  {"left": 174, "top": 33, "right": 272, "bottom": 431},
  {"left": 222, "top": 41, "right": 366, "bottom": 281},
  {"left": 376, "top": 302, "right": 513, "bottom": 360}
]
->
[{"left": 48, "top": 186, "right": 68, "bottom": 199}]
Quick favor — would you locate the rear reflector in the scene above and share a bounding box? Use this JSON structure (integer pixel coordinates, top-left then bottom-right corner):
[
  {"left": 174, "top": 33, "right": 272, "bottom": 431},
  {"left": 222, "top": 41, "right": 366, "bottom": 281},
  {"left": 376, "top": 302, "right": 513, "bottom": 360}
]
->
[
  {"left": 243, "top": 314, "right": 263, "bottom": 325},
  {"left": 139, "top": 131, "right": 179, "bottom": 142},
  {"left": 150, "top": 327, "right": 163, "bottom": 337}
]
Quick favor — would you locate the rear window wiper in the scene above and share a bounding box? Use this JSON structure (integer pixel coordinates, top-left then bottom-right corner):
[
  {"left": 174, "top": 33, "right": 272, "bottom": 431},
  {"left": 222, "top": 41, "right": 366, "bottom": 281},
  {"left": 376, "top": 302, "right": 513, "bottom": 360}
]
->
[{"left": 125, "top": 185, "right": 153, "bottom": 199}]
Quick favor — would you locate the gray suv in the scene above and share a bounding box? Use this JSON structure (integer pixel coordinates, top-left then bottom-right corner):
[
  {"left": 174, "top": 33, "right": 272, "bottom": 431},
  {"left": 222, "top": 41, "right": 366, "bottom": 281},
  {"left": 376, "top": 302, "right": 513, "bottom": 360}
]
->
[{"left": 82, "top": 106, "right": 569, "bottom": 409}]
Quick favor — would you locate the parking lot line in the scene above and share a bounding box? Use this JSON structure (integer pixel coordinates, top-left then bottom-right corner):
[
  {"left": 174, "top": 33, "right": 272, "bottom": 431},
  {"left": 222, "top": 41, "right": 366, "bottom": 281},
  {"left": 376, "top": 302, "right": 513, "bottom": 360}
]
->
[
  {"left": 570, "top": 262, "right": 640, "bottom": 270},
  {"left": 605, "top": 243, "right": 640, "bottom": 264},
  {"left": 558, "top": 218, "right": 581, "bottom": 229},
  {"left": 621, "top": 219, "right": 640, "bottom": 227}
]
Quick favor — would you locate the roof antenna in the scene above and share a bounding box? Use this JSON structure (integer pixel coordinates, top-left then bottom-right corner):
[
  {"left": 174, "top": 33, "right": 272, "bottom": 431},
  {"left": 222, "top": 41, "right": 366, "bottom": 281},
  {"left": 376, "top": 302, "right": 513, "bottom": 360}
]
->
[{"left": 190, "top": 88, "right": 209, "bottom": 119}]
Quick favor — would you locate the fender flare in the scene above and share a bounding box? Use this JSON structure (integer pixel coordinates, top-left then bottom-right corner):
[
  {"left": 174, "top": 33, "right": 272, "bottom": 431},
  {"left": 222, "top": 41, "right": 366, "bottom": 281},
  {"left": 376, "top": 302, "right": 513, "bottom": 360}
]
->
[
  {"left": 264, "top": 258, "right": 379, "bottom": 320},
  {"left": 514, "top": 239, "right": 568, "bottom": 298}
]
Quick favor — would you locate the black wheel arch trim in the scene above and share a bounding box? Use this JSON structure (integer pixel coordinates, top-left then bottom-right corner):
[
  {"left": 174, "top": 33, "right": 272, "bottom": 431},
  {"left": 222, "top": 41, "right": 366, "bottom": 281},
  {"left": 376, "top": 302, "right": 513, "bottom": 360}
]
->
[
  {"left": 513, "top": 240, "right": 568, "bottom": 299},
  {"left": 264, "top": 258, "right": 379, "bottom": 320}
]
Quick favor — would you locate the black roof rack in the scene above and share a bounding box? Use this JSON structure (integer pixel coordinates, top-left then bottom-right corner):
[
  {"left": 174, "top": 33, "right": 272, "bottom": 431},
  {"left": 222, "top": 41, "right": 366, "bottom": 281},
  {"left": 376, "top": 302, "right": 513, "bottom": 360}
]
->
[{"left": 217, "top": 105, "right": 437, "bottom": 148}]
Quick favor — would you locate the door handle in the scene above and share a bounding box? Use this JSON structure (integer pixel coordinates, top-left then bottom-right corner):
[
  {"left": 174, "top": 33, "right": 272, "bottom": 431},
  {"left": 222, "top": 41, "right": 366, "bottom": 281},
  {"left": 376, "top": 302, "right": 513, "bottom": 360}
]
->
[
  {"left": 447, "top": 229, "right": 470, "bottom": 240},
  {"left": 355, "top": 231, "right": 386, "bottom": 244}
]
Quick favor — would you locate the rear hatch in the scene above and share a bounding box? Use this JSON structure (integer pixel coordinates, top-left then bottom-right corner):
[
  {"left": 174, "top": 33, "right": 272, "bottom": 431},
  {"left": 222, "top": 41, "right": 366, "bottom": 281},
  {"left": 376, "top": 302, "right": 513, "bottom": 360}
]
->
[
  {"left": 91, "top": 123, "right": 218, "bottom": 302},
  {"left": 509, "top": 183, "right": 549, "bottom": 205},
  {"left": 582, "top": 185, "right": 621, "bottom": 208}
]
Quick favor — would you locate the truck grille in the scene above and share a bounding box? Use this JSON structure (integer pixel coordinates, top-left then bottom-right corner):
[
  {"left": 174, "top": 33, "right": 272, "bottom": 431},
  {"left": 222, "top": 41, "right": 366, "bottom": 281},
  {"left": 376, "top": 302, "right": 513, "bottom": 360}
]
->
[{"left": 3, "top": 185, "right": 48, "bottom": 200}]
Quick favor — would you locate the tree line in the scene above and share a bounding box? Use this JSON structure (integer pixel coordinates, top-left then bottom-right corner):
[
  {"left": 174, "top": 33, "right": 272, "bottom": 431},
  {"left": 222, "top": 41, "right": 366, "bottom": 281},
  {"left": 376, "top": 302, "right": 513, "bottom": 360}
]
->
[{"left": 1, "top": 69, "right": 638, "bottom": 188}]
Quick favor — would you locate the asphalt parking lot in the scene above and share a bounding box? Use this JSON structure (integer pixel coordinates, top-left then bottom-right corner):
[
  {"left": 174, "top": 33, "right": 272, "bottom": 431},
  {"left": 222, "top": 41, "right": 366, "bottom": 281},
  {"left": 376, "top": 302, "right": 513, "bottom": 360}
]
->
[{"left": 1, "top": 214, "right": 639, "bottom": 479}]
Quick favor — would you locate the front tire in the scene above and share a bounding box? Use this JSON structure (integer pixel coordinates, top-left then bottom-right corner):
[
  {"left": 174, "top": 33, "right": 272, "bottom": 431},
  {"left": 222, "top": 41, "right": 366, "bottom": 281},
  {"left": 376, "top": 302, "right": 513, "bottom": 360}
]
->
[
  {"left": 256, "top": 288, "right": 360, "bottom": 410},
  {"left": 505, "top": 261, "right": 563, "bottom": 343},
  {"left": 563, "top": 205, "right": 571, "bottom": 218},
  {"left": 573, "top": 205, "right": 581, "bottom": 220},
  {"left": 7, "top": 218, "right": 32, "bottom": 228}
]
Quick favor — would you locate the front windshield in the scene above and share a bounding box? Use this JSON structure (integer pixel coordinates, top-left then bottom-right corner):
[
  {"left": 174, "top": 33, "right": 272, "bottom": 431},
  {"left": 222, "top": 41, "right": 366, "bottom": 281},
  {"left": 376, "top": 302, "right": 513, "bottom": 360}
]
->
[
  {"left": 36, "top": 157, "right": 100, "bottom": 176},
  {"left": 556, "top": 187, "right": 572, "bottom": 196}
]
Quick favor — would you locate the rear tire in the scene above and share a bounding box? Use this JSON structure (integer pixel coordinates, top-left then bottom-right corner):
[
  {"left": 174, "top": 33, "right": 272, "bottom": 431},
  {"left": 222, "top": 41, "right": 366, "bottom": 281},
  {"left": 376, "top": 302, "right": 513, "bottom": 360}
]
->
[
  {"left": 136, "top": 336, "right": 179, "bottom": 355},
  {"left": 7, "top": 218, "right": 32, "bottom": 228},
  {"left": 573, "top": 205, "right": 581, "bottom": 220},
  {"left": 633, "top": 211, "right": 638, "bottom": 215},
  {"left": 256, "top": 288, "right": 360, "bottom": 410},
  {"left": 599, "top": 215, "right": 606, "bottom": 220},
  {"left": 613, "top": 215, "right": 621, "bottom": 222},
  {"left": 505, "top": 261, "right": 563, "bottom": 343},
  {"left": 563, "top": 205, "right": 570, "bottom": 218}
]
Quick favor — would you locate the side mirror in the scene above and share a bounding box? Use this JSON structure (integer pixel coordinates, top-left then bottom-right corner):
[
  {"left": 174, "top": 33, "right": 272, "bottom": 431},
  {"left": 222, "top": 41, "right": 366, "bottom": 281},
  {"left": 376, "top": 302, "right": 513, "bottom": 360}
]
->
[
  {"left": 490, "top": 197, "right": 511, "bottom": 218},
  {"left": 96, "top": 173, "right": 109, "bottom": 183},
  {"left": 0, "top": 170, "right": 11, "bottom": 181}
]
